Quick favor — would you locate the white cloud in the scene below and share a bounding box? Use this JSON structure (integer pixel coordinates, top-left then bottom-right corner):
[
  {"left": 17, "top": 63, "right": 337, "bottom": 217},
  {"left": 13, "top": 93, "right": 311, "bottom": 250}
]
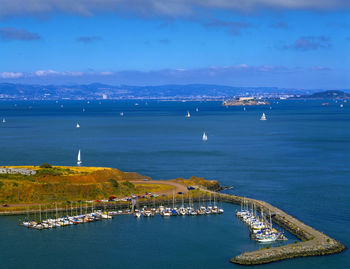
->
[
  {"left": 0, "top": 72, "right": 23, "bottom": 78},
  {"left": 33, "top": 70, "right": 83, "bottom": 76},
  {"left": 100, "top": 71, "right": 113, "bottom": 75},
  {"left": 0, "top": 0, "right": 348, "bottom": 17},
  {"left": 34, "top": 70, "right": 59, "bottom": 76}
]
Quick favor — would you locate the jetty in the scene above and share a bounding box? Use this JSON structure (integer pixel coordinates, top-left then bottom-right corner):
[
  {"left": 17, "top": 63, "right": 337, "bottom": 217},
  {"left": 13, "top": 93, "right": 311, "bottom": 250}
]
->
[{"left": 213, "top": 192, "right": 346, "bottom": 265}]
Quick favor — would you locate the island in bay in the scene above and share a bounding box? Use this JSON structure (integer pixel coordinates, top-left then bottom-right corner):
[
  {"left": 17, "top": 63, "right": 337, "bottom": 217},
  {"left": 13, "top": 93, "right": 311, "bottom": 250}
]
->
[{"left": 222, "top": 97, "right": 270, "bottom": 106}]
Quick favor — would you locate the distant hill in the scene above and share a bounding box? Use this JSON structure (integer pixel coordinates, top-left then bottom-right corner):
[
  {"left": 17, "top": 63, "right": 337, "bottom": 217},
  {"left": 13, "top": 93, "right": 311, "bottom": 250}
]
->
[
  {"left": 0, "top": 82, "right": 311, "bottom": 100},
  {"left": 298, "top": 90, "right": 350, "bottom": 99}
]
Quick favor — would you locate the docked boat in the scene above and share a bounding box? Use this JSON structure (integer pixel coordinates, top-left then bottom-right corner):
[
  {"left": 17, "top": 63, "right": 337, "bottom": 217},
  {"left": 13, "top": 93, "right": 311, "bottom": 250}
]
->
[
  {"left": 143, "top": 209, "right": 153, "bottom": 217},
  {"left": 134, "top": 210, "right": 141, "bottom": 218},
  {"left": 161, "top": 208, "right": 172, "bottom": 217}
]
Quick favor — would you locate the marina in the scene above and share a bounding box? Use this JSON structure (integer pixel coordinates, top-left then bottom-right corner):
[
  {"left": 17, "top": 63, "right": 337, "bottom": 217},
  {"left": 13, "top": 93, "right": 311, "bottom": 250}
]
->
[
  {"left": 15, "top": 188, "right": 346, "bottom": 265},
  {"left": 19, "top": 193, "right": 225, "bottom": 230}
]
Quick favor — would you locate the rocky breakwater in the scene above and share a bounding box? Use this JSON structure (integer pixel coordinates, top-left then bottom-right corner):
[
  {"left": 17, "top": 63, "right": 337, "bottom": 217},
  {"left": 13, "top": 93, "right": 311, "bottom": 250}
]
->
[{"left": 211, "top": 193, "right": 346, "bottom": 265}]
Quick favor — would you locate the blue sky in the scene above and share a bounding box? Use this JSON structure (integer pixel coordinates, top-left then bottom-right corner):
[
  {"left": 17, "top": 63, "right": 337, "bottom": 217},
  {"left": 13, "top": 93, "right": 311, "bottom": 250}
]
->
[{"left": 0, "top": 0, "right": 349, "bottom": 89}]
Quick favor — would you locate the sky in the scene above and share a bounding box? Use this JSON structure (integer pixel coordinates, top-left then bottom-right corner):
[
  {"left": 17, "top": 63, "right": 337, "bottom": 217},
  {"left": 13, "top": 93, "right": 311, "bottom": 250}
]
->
[{"left": 0, "top": 0, "right": 349, "bottom": 89}]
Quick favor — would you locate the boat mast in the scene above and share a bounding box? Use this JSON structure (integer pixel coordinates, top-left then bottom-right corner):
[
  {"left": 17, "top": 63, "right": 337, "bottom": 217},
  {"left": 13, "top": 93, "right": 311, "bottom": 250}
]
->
[
  {"left": 39, "top": 204, "right": 42, "bottom": 223},
  {"left": 172, "top": 190, "right": 175, "bottom": 208}
]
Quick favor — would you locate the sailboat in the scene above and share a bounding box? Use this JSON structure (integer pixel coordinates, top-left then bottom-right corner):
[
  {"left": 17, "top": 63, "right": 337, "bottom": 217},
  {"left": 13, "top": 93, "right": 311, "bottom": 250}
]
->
[
  {"left": 260, "top": 113, "right": 267, "bottom": 121},
  {"left": 120, "top": 112, "right": 124, "bottom": 116},
  {"left": 2, "top": 118, "right": 5, "bottom": 123},
  {"left": 202, "top": 132, "right": 208, "bottom": 141},
  {"left": 77, "top": 150, "right": 82, "bottom": 165},
  {"left": 196, "top": 108, "right": 199, "bottom": 112},
  {"left": 185, "top": 111, "right": 191, "bottom": 118},
  {"left": 340, "top": 104, "right": 344, "bottom": 108},
  {"left": 76, "top": 123, "right": 80, "bottom": 128}
]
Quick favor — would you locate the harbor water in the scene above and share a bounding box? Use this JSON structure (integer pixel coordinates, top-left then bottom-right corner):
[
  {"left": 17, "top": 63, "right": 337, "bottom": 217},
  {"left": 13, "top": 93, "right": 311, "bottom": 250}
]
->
[{"left": 0, "top": 100, "right": 349, "bottom": 268}]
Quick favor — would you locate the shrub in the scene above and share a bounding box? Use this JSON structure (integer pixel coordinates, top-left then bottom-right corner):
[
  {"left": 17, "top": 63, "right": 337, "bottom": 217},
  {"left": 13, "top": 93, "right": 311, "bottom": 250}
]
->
[
  {"left": 122, "top": 180, "right": 134, "bottom": 189},
  {"left": 109, "top": 179, "right": 119, "bottom": 188},
  {"left": 36, "top": 169, "right": 62, "bottom": 176},
  {"left": 40, "top": 163, "right": 52, "bottom": 168}
]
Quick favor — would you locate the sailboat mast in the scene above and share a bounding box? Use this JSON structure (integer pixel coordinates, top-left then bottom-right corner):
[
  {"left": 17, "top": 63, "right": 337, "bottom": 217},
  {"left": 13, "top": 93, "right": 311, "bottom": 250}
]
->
[{"left": 172, "top": 191, "right": 175, "bottom": 208}]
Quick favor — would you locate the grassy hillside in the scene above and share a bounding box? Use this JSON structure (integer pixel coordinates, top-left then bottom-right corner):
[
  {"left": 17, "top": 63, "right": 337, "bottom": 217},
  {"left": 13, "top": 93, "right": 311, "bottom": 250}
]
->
[
  {"left": 0, "top": 165, "right": 153, "bottom": 204},
  {"left": 171, "top": 176, "right": 221, "bottom": 191}
]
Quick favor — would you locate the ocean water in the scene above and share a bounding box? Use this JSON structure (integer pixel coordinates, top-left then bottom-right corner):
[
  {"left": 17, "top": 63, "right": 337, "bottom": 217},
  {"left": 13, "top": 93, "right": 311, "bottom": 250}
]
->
[{"left": 0, "top": 100, "right": 349, "bottom": 268}]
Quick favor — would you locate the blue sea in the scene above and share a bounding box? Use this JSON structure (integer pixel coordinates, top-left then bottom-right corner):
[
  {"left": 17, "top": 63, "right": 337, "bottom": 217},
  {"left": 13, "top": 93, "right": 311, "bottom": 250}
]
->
[{"left": 0, "top": 100, "right": 349, "bottom": 268}]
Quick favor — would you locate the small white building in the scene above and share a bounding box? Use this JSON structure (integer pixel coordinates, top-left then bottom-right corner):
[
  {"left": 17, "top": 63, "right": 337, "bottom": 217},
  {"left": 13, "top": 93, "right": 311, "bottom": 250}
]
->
[{"left": 0, "top": 168, "right": 36, "bottom": 175}]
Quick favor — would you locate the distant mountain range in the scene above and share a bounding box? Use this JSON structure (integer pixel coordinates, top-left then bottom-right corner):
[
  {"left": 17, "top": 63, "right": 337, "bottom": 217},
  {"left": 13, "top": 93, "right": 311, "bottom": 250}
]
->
[{"left": 0, "top": 83, "right": 347, "bottom": 100}]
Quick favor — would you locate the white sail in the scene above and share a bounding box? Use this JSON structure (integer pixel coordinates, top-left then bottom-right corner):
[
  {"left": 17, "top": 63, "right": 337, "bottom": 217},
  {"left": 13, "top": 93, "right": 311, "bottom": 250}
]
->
[
  {"left": 77, "top": 150, "right": 82, "bottom": 165},
  {"left": 186, "top": 111, "right": 191, "bottom": 118},
  {"left": 196, "top": 108, "right": 199, "bottom": 112},
  {"left": 76, "top": 123, "right": 80, "bottom": 128},
  {"left": 202, "top": 132, "right": 208, "bottom": 141},
  {"left": 260, "top": 113, "right": 267, "bottom": 121},
  {"left": 120, "top": 112, "right": 124, "bottom": 116},
  {"left": 2, "top": 118, "right": 5, "bottom": 123}
]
